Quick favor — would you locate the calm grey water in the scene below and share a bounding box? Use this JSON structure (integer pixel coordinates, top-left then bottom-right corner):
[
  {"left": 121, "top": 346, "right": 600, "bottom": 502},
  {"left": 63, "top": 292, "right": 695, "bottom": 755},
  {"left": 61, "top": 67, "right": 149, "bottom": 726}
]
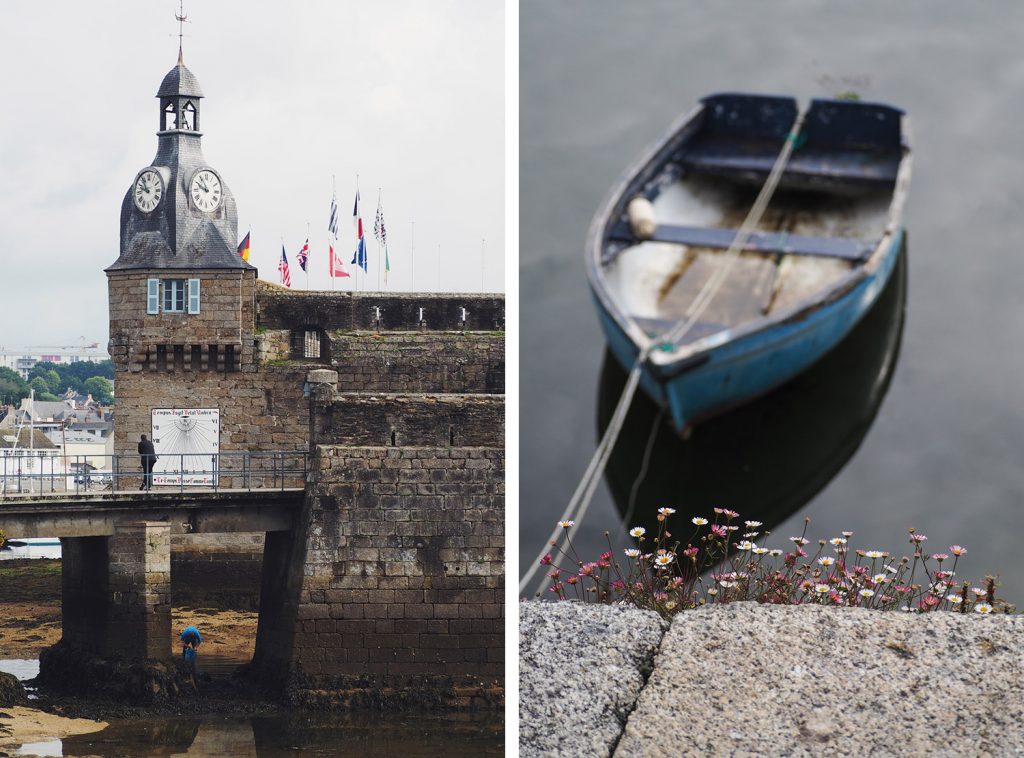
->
[
  {"left": 520, "top": 1, "right": 1024, "bottom": 598},
  {"left": 0, "top": 657, "right": 501, "bottom": 756}
]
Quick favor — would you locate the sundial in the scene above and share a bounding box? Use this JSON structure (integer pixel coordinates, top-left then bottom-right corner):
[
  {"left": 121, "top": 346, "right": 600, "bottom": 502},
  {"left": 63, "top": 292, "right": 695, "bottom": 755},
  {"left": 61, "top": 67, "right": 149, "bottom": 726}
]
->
[{"left": 151, "top": 408, "right": 220, "bottom": 486}]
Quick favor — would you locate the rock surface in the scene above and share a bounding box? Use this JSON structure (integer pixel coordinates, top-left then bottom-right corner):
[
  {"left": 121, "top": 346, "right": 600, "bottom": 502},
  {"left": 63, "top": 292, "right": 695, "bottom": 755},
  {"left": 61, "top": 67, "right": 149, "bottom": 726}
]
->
[
  {"left": 617, "top": 603, "right": 1024, "bottom": 757},
  {"left": 0, "top": 671, "right": 26, "bottom": 707},
  {"left": 519, "top": 601, "right": 667, "bottom": 758}
]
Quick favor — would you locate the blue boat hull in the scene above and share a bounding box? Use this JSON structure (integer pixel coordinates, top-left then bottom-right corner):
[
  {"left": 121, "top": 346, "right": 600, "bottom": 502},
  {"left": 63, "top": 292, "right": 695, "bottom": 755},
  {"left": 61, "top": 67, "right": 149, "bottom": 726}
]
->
[{"left": 596, "top": 228, "right": 905, "bottom": 434}]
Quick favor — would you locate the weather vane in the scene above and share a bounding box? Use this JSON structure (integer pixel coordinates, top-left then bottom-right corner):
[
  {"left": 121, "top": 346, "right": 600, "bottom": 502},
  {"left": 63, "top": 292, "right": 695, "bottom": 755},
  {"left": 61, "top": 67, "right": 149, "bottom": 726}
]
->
[{"left": 175, "top": 0, "right": 189, "bottom": 63}]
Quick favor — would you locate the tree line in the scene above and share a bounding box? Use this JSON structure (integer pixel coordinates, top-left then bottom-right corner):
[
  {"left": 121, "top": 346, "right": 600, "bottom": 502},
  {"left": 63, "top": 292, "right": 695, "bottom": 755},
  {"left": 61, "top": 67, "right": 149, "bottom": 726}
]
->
[{"left": 0, "top": 360, "right": 114, "bottom": 406}]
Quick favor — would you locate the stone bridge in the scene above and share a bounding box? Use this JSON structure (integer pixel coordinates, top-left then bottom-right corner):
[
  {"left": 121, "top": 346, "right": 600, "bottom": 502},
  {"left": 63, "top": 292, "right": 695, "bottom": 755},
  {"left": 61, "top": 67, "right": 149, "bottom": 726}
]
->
[{"left": 0, "top": 489, "right": 304, "bottom": 662}]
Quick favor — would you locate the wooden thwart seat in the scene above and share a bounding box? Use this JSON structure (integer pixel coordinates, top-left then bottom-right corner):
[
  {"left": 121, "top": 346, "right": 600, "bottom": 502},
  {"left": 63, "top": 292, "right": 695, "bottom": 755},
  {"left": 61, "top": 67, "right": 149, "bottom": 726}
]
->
[{"left": 610, "top": 221, "right": 873, "bottom": 261}]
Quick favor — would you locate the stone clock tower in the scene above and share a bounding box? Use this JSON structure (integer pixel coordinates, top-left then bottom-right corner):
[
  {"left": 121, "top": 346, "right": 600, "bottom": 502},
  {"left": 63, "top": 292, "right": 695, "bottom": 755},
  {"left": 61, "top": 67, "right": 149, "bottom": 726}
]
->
[{"left": 106, "top": 54, "right": 257, "bottom": 457}]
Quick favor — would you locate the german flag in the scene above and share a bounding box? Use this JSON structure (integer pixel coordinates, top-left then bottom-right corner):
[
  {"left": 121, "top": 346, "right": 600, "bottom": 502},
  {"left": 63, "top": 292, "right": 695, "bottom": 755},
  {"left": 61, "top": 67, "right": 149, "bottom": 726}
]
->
[{"left": 237, "top": 231, "right": 251, "bottom": 262}]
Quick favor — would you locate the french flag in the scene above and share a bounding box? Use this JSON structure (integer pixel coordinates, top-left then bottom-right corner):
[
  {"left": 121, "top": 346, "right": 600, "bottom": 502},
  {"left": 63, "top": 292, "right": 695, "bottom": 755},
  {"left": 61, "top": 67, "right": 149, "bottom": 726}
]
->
[{"left": 351, "top": 190, "right": 368, "bottom": 272}]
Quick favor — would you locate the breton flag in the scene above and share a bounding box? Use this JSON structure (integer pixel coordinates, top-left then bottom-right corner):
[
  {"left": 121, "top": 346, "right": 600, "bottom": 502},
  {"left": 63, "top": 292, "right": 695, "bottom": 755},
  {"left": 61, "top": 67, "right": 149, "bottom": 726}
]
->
[
  {"left": 296, "top": 237, "right": 309, "bottom": 272},
  {"left": 351, "top": 190, "right": 368, "bottom": 272},
  {"left": 373, "top": 196, "right": 389, "bottom": 285},
  {"left": 328, "top": 191, "right": 350, "bottom": 278},
  {"left": 237, "top": 231, "right": 251, "bottom": 262},
  {"left": 278, "top": 245, "right": 292, "bottom": 288}
]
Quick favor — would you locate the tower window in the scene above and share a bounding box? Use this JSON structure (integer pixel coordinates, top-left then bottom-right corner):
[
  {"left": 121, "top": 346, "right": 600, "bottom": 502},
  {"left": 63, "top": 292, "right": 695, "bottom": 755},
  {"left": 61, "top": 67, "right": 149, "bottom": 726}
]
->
[
  {"left": 303, "top": 330, "right": 321, "bottom": 359},
  {"left": 162, "top": 100, "right": 177, "bottom": 131},
  {"left": 163, "top": 279, "right": 187, "bottom": 312},
  {"left": 290, "top": 327, "right": 328, "bottom": 361},
  {"left": 182, "top": 101, "right": 196, "bottom": 131}
]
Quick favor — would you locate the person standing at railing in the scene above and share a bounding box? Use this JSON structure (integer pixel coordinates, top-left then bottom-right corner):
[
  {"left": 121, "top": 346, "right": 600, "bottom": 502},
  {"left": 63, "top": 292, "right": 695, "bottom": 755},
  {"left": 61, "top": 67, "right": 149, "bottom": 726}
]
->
[{"left": 138, "top": 434, "right": 158, "bottom": 491}]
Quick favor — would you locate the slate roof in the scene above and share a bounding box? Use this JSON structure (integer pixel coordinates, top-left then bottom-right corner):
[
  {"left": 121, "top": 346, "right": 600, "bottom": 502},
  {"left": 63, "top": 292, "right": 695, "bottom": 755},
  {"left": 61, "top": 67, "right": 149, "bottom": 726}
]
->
[
  {"left": 0, "top": 428, "right": 57, "bottom": 450},
  {"left": 158, "top": 62, "right": 204, "bottom": 98}
]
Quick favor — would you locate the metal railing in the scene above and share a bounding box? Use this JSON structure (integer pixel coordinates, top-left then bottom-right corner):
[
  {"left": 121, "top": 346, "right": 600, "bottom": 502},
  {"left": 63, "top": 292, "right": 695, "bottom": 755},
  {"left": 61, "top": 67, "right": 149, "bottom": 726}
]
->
[{"left": 0, "top": 451, "right": 307, "bottom": 499}]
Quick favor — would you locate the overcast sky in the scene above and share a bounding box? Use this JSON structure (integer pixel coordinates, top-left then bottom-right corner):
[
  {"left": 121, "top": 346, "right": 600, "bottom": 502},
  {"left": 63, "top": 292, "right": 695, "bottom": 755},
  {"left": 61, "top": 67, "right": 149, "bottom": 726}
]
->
[{"left": 0, "top": 1, "right": 504, "bottom": 349}]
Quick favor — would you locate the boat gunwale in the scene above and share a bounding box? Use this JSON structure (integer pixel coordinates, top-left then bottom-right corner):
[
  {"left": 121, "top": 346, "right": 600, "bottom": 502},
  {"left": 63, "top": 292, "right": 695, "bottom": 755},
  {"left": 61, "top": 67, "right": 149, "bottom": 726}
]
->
[{"left": 585, "top": 94, "right": 913, "bottom": 371}]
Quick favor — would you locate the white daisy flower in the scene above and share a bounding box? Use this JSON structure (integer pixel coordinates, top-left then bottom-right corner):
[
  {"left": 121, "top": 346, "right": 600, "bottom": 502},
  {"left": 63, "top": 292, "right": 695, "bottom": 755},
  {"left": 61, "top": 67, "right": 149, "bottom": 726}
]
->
[
  {"left": 691, "top": 517, "right": 709, "bottom": 526},
  {"left": 629, "top": 527, "right": 646, "bottom": 538}
]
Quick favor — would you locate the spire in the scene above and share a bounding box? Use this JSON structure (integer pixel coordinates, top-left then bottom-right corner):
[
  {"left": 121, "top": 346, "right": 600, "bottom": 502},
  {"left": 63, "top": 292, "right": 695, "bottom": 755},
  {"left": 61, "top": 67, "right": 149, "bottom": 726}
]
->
[{"left": 175, "top": 0, "right": 187, "bottom": 65}]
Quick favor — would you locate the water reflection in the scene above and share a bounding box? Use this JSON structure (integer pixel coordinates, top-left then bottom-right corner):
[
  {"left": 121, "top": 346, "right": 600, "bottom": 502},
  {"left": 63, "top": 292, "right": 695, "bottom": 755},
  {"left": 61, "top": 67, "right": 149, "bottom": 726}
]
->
[
  {"left": 61, "top": 711, "right": 503, "bottom": 757},
  {"left": 598, "top": 238, "right": 907, "bottom": 538}
]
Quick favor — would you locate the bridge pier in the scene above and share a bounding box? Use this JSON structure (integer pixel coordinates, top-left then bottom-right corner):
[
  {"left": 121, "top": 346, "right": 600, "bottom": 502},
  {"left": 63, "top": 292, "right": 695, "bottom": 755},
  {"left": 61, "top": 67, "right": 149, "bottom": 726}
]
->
[{"left": 60, "top": 521, "right": 172, "bottom": 660}]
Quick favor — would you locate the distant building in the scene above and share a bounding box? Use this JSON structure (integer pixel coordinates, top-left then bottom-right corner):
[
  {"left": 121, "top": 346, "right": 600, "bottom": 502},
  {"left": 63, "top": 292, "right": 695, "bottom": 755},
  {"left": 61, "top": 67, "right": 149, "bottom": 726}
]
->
[{"left": 0, "top": 349, "right": 109, "bottom": 380}]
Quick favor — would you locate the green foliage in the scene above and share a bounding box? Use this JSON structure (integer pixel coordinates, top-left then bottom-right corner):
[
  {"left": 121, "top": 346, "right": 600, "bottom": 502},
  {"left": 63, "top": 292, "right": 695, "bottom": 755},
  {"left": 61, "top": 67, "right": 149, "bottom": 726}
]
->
[
  {"left": 0, "top": 529, "right": 5, "bottom": 549},
  {"left": 29, "top": 376, "right": 51, "bottom": 397},
  {"left": 8, "top": 359, "right": 114, "bottom": 405},
  {"left": 0, "top": 368, "right": 29, "bottom": 405},
  {"left": 83, "top": 376, "right": 114, "bottom": 405}
]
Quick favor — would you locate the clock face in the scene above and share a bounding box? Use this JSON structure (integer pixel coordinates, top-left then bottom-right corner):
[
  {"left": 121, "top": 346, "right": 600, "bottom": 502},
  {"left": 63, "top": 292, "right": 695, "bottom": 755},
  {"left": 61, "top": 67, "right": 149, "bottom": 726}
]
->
[
  {"left": 190, "top": 169, "right": 222, "bottom": 212},
  {"left": 133, "top": 170, "right": 163, "bottom": 212}
]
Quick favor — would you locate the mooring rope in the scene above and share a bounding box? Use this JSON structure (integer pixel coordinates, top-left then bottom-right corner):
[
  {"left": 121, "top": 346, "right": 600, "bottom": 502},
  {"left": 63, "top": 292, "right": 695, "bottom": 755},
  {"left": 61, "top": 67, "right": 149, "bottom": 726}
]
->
[{"left": 519, "top": 107, "right": 808, "bottom": 596}]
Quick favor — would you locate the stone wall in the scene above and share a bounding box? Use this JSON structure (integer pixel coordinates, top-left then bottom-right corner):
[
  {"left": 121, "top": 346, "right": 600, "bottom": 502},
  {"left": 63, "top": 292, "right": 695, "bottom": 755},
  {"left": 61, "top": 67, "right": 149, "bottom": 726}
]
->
[
  {"left": 110, "top": 364, "right": 309, "bottom": 473},
  {"left": 108, "top": 269, "right": 257, "bottom": 373},
  {"left": 251, "top": 376, "right": 504, "bottom": 707},
  {"left": 258, "top": 331, "right": 504, "bottom": 394},
  {"left": 313, "top": 395, "right": 505, "bottom": 448},
  {"left": 256, "top": 283, "right": 505, "bottom": 332}
]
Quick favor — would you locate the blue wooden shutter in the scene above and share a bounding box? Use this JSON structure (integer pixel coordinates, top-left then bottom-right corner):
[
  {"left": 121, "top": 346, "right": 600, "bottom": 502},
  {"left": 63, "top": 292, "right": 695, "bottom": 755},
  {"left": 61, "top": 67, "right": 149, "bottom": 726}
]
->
[
  {"left": 188, "top": 279, "right": 201, "bottom": 314},
  {"left": 147, "top": 279, "right": 159, "bottom": 314}
]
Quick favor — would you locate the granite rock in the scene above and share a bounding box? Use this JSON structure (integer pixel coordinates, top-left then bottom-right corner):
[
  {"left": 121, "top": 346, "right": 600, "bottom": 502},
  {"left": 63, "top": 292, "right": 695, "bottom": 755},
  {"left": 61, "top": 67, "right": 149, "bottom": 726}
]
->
[
  {"left": 617, "top": 602, "right": 1024, "bottom": 757},
  {"left": 519, "top": 601, "right": 668, "bottom": 758}
]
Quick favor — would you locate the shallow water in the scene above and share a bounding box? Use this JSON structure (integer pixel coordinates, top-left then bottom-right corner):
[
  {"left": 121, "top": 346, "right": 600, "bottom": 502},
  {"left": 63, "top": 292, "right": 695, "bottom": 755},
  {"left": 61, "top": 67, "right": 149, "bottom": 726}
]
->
[
  {"left": 61, "top": 712, "right": 503, "bottom": 757},
  {"left": 521, "top": 0, "right": 1024, "bottom": 599},
  {"left": 0, "top": 543, "right": 61, "bottom": 561},
  {"left": 0, "top": 658, "right": 502, "bottom": 756}
]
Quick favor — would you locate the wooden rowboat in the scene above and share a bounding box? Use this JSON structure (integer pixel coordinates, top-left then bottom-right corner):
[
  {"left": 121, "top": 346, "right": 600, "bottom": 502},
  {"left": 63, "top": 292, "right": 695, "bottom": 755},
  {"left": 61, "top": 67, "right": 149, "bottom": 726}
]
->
[{"left": 587, "top": 93, "right": 912, "bottom": 435}]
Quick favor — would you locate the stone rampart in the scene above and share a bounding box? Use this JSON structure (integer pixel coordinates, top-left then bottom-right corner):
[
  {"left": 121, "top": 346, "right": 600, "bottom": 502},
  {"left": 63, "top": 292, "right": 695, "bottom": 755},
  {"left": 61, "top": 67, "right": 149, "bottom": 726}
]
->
[
  {"left": 256, "top": 283, "right": 505, "bottom": 332},
  {"left": 251, "top": 375, "right": 504, "bottom": 707},
  {"left": 313, "top": 394, "right": 505, "bottom": 448}
]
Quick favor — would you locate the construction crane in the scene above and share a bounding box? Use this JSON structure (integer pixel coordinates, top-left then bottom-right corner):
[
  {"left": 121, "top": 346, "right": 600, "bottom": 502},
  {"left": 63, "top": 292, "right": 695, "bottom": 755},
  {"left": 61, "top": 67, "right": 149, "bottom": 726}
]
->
[{"left": 26, "top": 337, "right": 99, "bottom": 350}]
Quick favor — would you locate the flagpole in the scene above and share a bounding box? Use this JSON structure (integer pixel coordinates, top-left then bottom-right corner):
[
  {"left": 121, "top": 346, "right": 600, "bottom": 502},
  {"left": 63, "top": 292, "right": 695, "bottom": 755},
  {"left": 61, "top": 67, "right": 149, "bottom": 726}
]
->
[
  {"left": 377, "top": 188, "right": 382, "bottom": 292},
  {"left": 304, "top": 222, "right": 309, "bottom": 290},
  {"left": 437, "top": 244, "right": 441, "bottom": 293},
  {"left": 356, "top": 174, "right": 360, "bottom": 294},
  {"left": 410, "top": 221, "right": 415, "bottom": 293},
  {"left": 481, "top": 237, "right": 486, "bottom": 293},
  {"left": 330, "top": 175, "right": 336, "bottom": 293}
]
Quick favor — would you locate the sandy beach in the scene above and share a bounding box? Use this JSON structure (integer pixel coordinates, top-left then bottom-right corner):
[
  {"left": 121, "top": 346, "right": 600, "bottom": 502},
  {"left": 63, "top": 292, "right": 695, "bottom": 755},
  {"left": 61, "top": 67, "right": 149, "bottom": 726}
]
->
[{"left": 0, "top": 559, "right": 258, "bottom": 662}]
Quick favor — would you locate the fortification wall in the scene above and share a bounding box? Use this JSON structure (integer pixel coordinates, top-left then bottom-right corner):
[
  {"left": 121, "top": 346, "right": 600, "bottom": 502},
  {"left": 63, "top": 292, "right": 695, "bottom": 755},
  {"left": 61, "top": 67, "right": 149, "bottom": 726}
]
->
[
  {"left": 252, "top": 377, "right": 504, "bottom": 707},
  {"left": 259, "top": 331, "right": 503, "bottom": 394},
  {"left": 313, "top": 395, "right": 505, "bottom": 448},
  {"left": 255, "top": 283, "right": 505, "bottom": 332}
]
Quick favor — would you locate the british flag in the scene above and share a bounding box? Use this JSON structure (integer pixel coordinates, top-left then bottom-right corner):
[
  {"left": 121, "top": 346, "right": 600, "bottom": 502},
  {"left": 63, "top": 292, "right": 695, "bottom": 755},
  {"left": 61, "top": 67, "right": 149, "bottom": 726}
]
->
[{"left": 296, "top": 237, "right": 309, "bottom": 272}]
